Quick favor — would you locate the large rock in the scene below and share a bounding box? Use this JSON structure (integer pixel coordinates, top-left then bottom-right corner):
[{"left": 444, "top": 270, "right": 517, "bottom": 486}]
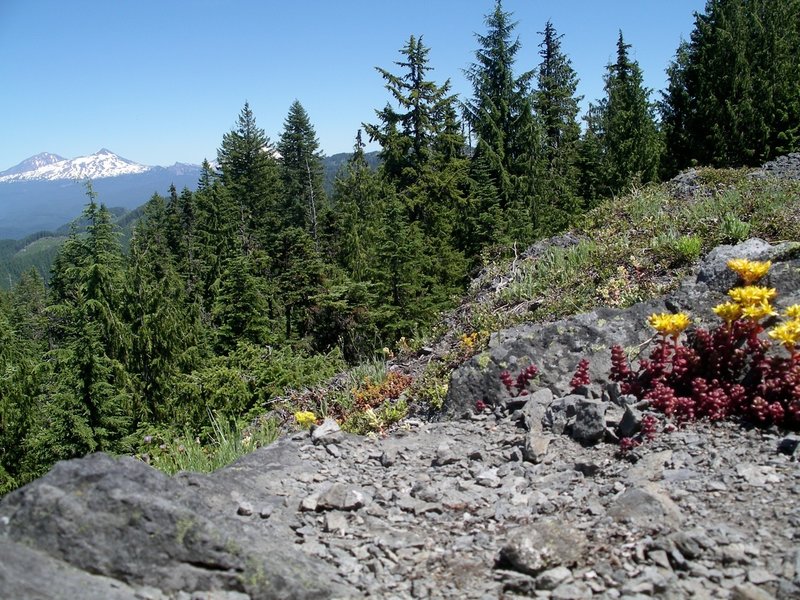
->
[
  {"left": 443, "top": 239, "right": 800, "bottom": 418},
  {"left": 0, "top": 444, "right": 347, "bottom": 599}
]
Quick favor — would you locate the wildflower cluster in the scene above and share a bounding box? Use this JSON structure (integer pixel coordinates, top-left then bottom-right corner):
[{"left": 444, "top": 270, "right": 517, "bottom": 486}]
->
[
  {"left": 352, "top": 371, "right": 413, "bottom": 410},
  {"left": 459, "top": 332, "right": 479, "bottom": 352},
  {"left": 610, "top": 258, "right": 800, "bottom": 439},
  {"left": 500, "top": 364, "right": 540, "bottom": 397},
  {"left": 294, "top": 411, "right": 317, "bottom": 429}
]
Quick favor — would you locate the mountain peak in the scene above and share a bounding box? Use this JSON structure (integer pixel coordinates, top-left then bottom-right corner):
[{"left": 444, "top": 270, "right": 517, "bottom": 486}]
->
[
  {"left": 0, "top": 150, "right": 152, "bottom": 182},
  {"left": 0, "top": 152, "right": 66, "bottom": 177}
]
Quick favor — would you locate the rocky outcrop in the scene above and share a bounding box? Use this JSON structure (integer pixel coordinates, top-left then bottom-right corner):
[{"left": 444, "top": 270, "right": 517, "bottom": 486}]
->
[
  {"left": 0, "top": 442, "right": 349, "bottom": 599},
  {"left": 443, "top": 239, "right": 800, "bottom": 418},
  {"left": 2, "top": 238, "right": 799, "bottom": 599},
  {"left": 4, "top": 406, "right": 799, "bottom": 598}
]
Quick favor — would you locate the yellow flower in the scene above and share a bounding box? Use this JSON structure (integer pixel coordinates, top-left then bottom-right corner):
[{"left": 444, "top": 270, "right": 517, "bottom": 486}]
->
[
  {"left": 768, "top": 320, "right": 800, "bottom": 350},
  {"left": 460, "top": 332, "right": 478, "bottom": 350},
  {"left": 786, "top": 304, "right": 800, "bottom": 320},
  {"left": 294, "top": 411, "right": 316, "bottom": 429},
  {"left": 648, "top": 312, "right": 691, "bottom": 337},
  {"left": 741, "top": 303, "right": 777, "bottom": 321},
  {"left": 727, "top": 259, "right": 771, "bottom": 284},
  {"left": 728, "top": 286, "right": 777, "bottom": 307},
  {"left": 713, "top": 302, "right": 743, "bottom": 324}
]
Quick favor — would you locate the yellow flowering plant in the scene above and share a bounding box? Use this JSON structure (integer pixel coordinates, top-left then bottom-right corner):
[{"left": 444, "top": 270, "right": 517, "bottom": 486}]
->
[
  {"left": 648, "top": 312, "right": 691, "bottom": 338},
  {"left": 726, "top": 258, "right": 771, "bottom": 285},
  {"left": 294, "top": 411, "right": 317, "bottom": 429},
  {"left": 610, "top": 257, "right": 800, "bottom": 443}
]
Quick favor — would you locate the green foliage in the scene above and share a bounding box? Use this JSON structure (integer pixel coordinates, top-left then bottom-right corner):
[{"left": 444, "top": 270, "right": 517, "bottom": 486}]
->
[
  {"left": 464, "top": 1, "right": 538, "bottom": 246},
  {"left": 661, "top": 0, "right": 800, "bottom": 170},
  {"left": 173, "top": 343, "right": 345, "bottom": 428},
  {"left": 277, "top": 100, "right": 327, "bottom": 243},
  {"left": 4, "top": 6, "right": 799, "bottom": 494},
  {"left": 217, "top": 102, "right": 282, "bottom": 253},
  {"left": 650, "top": 232, "right": 703, "bottom": 267},
  {"left": 140, "top": 412, "right": 279, "bottom": 475},
  {"left": 720, "top": 213, "right": 751, "bottom": 243},
  {"left": 533, "top": 20, "right": 583, "bottom": 231},
  {"left": 587, "top": 32, "right": 662, "bottom": 196}
]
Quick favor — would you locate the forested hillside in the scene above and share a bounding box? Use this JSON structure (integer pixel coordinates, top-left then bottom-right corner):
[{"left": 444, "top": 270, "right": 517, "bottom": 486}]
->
[{"left": 1, "top": 0, "right": 798, "bottom": 494}]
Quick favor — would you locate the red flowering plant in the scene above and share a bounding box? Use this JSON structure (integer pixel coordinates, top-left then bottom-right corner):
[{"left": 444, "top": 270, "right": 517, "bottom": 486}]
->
[
  {"left": 500, "top": 364, "right": 540, "bottom": 397},
  {"left": 610, "top": 258, "right": 800, "bottom": 447}
]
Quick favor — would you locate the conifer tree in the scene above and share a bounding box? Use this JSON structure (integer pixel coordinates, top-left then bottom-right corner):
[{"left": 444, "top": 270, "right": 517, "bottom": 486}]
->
[
  {"left": 365, "top": 35, "right": 468, "bottom": 315},
  {"left": 272, "top": 227, "right": 324, "bottom": 341},
  {"left": 37, "top": 191, "right": 132, "bottom": 463},
  {"left": 464, "top": 0, "right": 537, "bottom": 245},
  {"left": 0, "top": 293, "right": 40, "bottom": 492},
  {"left": 331, "top": 130, "right": 384, "bottom": 282},
  {"left": 277, "top": 100, "right": 327, "bottom": 247},
  {"left": 661, "top": 0, "right": 800, "bottom": 169},
  {"left": 212, "top": 254, "right": 274, "bottom": 351},
  {"left": 533, "top": 20, "right": 583, "bottom": 231},
  {"left": 659, "top": 40, "right": 693, "bottom": 176},
  {"left": 591, "top": 32, "right": 662, "bottom": 195},
  {"left": 193, "top": 169, "right": 239, "bottom": 314},
  {"left": 125, "top": 193, "right": 203, "bottom": 424},
  {"left": 217, "top": 102, "right": 282, "bottom": 253}
]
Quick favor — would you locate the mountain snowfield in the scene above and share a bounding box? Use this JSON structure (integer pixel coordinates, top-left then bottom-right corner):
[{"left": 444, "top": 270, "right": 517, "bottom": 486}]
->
[{"left": 0, "top": 149, "right": 155, "bottom": 182}]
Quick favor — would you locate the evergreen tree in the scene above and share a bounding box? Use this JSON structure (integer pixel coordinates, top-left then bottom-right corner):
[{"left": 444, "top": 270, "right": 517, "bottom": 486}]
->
[
  {"left": 331, "top": 130, "right": 384, "bottom": 281},
  {"left": 217, "top": 102, "right": 282, "bottom": 253},
  {"left": 373, "top": 191, "right": 434, "bottom": 339},
  {"left": 659, "top": 40, "right": 693, "bottom": 176},
  {"left": 193, "top": 169, "right": 239, "bottom": 316},
  {"left": 36, "top": 192, "right": 132, "bottom": 464},
  {"left": 533, "top": 20, "right": 583, "bottom": 230},
  {"left": 592, "top": 32, "right": 662, "bottom": 195},
  {"left": 10, "top": 268, "right": 49, "bottom": 352},
  {"left": 661, "top": 0, "right": 800, "bottom": 169},
  {"left": 576, "top": 104, "right": 606, "bottom": 205},
  {"left": 365, "top": 35, "right": 468, "bottom": 314},
  {"left": 464, "top": 0, "right": 537, "bottom": 245},
  {"left": 277, "top": 100, "right": 327, "bottom": 247},
  {"left": 272, "top": 227, "right": 325, "bottom": 341},
  {"left": 212, "top": 254, "right": 274, "bottom": 351},
  {"left": 125, "top": 193, "right": 203, "bottom": 424},
  {"left": 0, "top": 293, "right": 41, "bottom": 492}
]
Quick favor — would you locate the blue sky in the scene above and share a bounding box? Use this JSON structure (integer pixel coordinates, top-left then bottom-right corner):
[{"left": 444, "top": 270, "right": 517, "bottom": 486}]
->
[{"left": 0, "top": 0, "right": 706, "bottom": 170}]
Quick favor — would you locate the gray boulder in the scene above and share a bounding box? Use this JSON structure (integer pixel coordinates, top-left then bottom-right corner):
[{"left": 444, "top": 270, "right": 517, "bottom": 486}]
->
[{"left": 0, "top": 444, "right": 348, "bottom": 599}]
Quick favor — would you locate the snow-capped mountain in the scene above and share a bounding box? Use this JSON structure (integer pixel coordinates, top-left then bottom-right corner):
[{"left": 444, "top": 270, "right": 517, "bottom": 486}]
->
[
  {"left": 0, "top": 149, "right": 153, "bottom": 182},
  {"left": 0, "top": 152, "right": 67, "bottom": 177},
  {"left": 0, "top": 150, "right": 207, "bottom": 238}
]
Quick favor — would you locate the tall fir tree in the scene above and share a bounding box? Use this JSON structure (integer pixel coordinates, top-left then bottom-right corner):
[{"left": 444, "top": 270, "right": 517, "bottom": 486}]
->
[
  {"left": 464, "top": 0, "right": 538, "bottom": 245},
  {"left": 217, "top": 102, "right": 282, "bottom": 253},
  {"left": 0, "top": 290, "right": 42, "bottom": 492},
  {"left": 277, "top": 100, "right": 327, "bottom": 248},
  {"left": 125, "top": 193, "right": 203, "bottom": 424},
  {"left": 212, "top": 253, "right": 274, "bottom": 351},
  {"left": 365, "top": 35, "right": 468, "bottom": 316},
  {"left": 533, "top": 20, "right": 583, "bottom": 231},
  {"left": 659, "top": 40, "right": 693, "bottom": 176},
  {"left": 591, "top": 32, "right": 662, "bottom": 195},
  {"left": 331, "top": 130, "right": 384, "bottom": 282},
  {"left": 35, "top": 192, "right": 132, "bottom": 466}
]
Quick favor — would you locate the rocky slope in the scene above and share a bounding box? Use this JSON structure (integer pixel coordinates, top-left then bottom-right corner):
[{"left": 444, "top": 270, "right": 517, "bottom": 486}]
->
[{"left": 2, "top": 237, "right": 799, "bottom": 599}]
